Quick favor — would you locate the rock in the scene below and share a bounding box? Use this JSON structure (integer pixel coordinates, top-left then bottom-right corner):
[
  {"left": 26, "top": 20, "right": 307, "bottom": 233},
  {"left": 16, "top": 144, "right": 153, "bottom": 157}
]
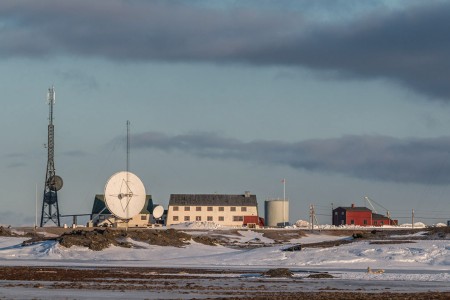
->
[
  {"left": 263, "top": 268, "right": 293, "bottom": 278},
  {"left": 307, "top": 273, "right": 334, "bottom": 279},
  {"left": 282, "top": 244, "right": 302, "bottom": 251},
  {"left": 57, "top": 228, "right": 196, "bottom": 250},
  {"left": 0, "top": 226, "right": 12, "bottom": 236}
]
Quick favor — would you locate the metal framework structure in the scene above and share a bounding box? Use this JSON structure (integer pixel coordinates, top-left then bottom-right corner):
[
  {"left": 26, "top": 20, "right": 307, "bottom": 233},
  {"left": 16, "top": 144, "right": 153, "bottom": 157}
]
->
[{"left": 40, "top": 86, "right": 61, "bottom": 226}]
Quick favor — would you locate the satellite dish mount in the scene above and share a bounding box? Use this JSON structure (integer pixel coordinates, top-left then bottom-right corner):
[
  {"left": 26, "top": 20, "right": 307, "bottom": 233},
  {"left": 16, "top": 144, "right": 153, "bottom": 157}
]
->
[{"left": 102, "top": 121, "right": 146, "bottom": 224}]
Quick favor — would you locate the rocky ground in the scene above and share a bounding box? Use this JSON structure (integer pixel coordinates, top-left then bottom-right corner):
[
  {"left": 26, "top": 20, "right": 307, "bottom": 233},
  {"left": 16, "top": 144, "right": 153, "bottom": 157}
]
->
[{"left": 9, "top": 225, "right": 448, "bottom": 251}]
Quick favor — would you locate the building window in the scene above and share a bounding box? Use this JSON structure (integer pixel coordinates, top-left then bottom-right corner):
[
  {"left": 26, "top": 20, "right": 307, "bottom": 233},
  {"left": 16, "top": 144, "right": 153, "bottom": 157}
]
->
[
  {"left": 218, "top": 216, "right": 224, "bottom": 221},
  {"left": 380, "top": 221, "right": 384, "bottom": 225},
  {"left": 230, "top": 207, "right": 236, "bottom": 212},
  {"left": 363, "top": 220, "right": 367, "bottom": 225},
  {"left": 350, "top": 219, "right": 354, "bottom": 225},
  {"left": 196, "top": 206, "right": 201, "bottom": 211},
  {"left": 207, "top": 207, "right": 213, "bottom": 211},
  {"left": 233, "top": 216, "right": 243, "bottom": 222},
  {"left": 334, "top": 212, "right": 337, "bottom": 215},
  {"left": 173, "top": 216, "right": 179, "bottom": 221},
  {"left": 173, "top": 206, "right": 179, "bottom": 211},
  {"left": 342, "top": 212, "right": 344, "bottom": 215},
  {"left": 184, "top": 206, "right": 190, "bottom": 211},
  {"left": 184, "top": 216, "right": 190, "bottom": 221},
  {"left": 241, "top": 207, "right": 247, "bottom": 212},
  {"left": 141, "top": 215, "right": 147, "bottom": 221},
  {"left": 374, "top": 221, "right": 378, "bottom": 225},
  {"left": 207, "top": 216, "right": 213, "bottom": 221},
  {"left": 219, "top": 207, "right": 224, "bottom": 211},
  {"left": 196, "top": 216, "right": 201, "bottom": 221}
]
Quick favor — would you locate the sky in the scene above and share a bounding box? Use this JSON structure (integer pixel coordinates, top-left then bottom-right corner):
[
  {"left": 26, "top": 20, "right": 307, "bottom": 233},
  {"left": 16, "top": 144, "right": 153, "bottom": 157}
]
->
[{"left": 1, "top": 0, "right": 450, "bottom": 226}]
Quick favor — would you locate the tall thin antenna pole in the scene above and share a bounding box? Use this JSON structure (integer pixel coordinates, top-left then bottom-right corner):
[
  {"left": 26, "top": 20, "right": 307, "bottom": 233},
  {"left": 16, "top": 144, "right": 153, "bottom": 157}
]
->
[
  {"left": 126, "top": 120, "right": 130, "bottom": 174},
  {"left": 282, "top": 178, "right": 286, "bottom": 227},
  {"left": 126, "top": 120, "right": 130, "bottom": 227},
  {"left": 35, "top": 183, "right": 38, "bottom": 229}
]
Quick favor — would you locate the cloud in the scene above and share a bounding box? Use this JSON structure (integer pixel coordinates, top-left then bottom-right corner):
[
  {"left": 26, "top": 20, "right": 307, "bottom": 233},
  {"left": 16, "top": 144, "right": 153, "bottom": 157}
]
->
[
  {"left": 1, "top": 1, "right": 450, "bottom": 99},
  {"left": 6, "top": 162, "right": 27, "bottom": 169},
  {"left": 132, "top": 131, "right": 450, "bottom": 185},
  {"left": 61, "top": 150, "right": 88, "bottom": 158},
  {"left": 4, "top": 152, "right": 27, "bottom": 159},
  {"left": 4, "top": 152, "right": 28, "bottom": 168},
  {"left": 54, "top": 69, "right": 99, "bottom": 90},
  {"left": 0, "top": 211, "right": 34, "bottom": 226}
]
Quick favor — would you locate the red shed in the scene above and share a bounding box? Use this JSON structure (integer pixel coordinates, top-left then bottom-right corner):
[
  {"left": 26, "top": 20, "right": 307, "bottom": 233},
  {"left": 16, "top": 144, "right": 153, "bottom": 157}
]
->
[
  {"left": 372, "top": 213, "right": 398, "bottom": 226},
  {"left": 243, "top": 216, "right": 264, "bottom": 228},
  {"left": 333, "top": 204, "right": 372, "bottom": 226}
]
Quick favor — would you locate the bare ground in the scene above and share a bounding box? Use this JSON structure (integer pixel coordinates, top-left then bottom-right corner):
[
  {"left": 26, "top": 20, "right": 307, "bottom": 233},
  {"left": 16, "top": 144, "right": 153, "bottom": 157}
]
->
[
  {"left": 0, "top": 266, "right": 448, "bottom": 300},
  {"left": 11, "top": 226, "right": 450, "bottom": 251}
]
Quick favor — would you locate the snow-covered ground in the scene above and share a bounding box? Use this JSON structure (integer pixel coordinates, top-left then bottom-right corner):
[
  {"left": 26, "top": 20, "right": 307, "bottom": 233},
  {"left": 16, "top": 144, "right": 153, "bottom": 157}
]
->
[{"left": 0, "top": 232, "right": 449, "bottom": 285}]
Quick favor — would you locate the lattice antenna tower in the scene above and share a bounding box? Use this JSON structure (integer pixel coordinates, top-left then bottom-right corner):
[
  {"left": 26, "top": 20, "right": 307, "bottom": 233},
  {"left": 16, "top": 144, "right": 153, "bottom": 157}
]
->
[{"left": 40, "top": 86, "right": 63, "bottom": 226}]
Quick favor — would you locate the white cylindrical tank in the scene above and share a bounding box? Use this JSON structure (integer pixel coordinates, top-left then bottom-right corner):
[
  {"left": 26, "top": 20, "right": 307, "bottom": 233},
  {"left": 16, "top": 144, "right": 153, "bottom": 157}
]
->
[{"left": 265, "top": 198, "right": 289, "bottom": 227}]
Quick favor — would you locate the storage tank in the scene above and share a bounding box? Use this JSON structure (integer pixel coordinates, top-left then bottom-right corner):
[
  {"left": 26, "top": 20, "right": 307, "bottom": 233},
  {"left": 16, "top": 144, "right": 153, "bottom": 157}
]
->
[{"left": 265, "top": 198, "right": 289, "bottom": 227}]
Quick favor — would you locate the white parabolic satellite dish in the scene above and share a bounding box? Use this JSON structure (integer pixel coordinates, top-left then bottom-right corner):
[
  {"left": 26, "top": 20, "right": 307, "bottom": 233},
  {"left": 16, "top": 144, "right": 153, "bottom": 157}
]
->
[
  {"left": 152, "top": 205, "right": 164, "bottom": 219},
  {"left": 104, "top": 171, "right": 146, "bottom": 220}
]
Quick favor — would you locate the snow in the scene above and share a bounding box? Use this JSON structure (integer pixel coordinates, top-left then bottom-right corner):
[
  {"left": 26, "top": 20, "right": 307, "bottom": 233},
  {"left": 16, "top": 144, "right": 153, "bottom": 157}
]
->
[
  {"left": 188, "top": 230, "right": 276, "bottom": 244},
  {"left": 390, "top": 231, "right": 428, "bottom": 238},
  {"left": 290, "top": 222, "right": 433, "bottom": 230},
  {"left": 234, "top": 230, "right": 275, "bottom": 243},
  {"left": 399, "top": 222, "right": 428, "bottom": 228},
  {"left": 290, "top": 233, "right": 351, "bottom": 244},
  {"left": 0, "top": 232, "right": 448, "bottom": 283},
  {"left": 170, "top": 221, "right": 222, "bottom": 229}
]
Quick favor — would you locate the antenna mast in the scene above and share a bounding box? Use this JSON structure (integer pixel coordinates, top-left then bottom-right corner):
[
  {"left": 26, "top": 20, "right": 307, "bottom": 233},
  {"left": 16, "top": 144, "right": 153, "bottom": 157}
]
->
[
  {"left": 126, "top": 120, "right": 130, "bottom": 222},
  {"left": 40, "top": 86, "right": 63, "bottom": 227},
  {"left": 126, "top": 120, "right": 130, "bottom": 173}
]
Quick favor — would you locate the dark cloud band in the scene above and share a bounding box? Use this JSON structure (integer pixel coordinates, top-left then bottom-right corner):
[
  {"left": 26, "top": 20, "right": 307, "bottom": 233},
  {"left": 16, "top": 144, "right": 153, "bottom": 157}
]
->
[
  {"left": 1, "top": 1, "right": 449, "bottom": 99},
  {"left": 131, "top": 131, "right": 450, "bottom": 185}
]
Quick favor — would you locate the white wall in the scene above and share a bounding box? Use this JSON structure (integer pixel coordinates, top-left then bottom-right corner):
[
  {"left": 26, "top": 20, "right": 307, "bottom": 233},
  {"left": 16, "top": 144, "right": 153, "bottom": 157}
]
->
[{"left": 166, "top": 205, "right": 258, "bottom": 227}]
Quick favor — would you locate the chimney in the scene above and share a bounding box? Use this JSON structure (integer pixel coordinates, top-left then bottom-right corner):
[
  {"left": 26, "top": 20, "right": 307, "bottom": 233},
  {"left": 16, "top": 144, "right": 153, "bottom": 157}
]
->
[
  {"left": 244, "top": 191, "right": 251, "bottom": 198},
  {"left": 351, "top": 203, "right": 355, "bottom": 208}
]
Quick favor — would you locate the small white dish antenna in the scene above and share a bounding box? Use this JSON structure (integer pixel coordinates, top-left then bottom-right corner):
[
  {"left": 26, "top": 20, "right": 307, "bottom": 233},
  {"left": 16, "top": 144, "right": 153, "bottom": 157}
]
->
[
  {"left": 104, "top": 171, "right": 146, "bottom": 220},
  {"left": 152, "top": 205, "right": 164, "bottom": 219}
]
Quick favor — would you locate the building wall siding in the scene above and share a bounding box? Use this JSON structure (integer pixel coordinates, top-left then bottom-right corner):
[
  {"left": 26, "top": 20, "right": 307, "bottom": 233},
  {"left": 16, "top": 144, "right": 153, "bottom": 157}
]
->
[
  {"left": 166, "top": 205, "right": 258, "bottom": 227},
  {"left": 345, "top": 211, "right": 372, "bottom": 226},
  {"left": 333, "top": 207, "right": 374, "bottom": 226}
]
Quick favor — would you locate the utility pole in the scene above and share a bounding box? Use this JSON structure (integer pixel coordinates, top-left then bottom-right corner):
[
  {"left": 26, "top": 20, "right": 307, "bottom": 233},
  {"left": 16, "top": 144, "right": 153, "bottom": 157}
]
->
[
  {"left": 282, "top": 178, "right": 286, "bottom": 227},
  {"left": 331, "top": 202, "right": 334, "bottom": 225},
  {"left": 412, "top": 209, "right": 415, "bottom": 229},
  {"left": 310, "top": 204, "right": 315, "bottom": 231}
]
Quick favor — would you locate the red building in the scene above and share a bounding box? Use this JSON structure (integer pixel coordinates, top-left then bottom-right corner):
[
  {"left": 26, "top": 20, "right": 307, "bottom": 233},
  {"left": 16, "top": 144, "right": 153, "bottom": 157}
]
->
[
  {"left": 333, "top": 204, "right": 397, "bottom": 226},
  {"left": 333, "top": 204, "right": 372, "bottom": 226},
  {"left": 243, "top": 216, "right": 264, "bottom": 228},
  {"left": 372, "top": 213, "right": 398, "bottom": 226}
]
